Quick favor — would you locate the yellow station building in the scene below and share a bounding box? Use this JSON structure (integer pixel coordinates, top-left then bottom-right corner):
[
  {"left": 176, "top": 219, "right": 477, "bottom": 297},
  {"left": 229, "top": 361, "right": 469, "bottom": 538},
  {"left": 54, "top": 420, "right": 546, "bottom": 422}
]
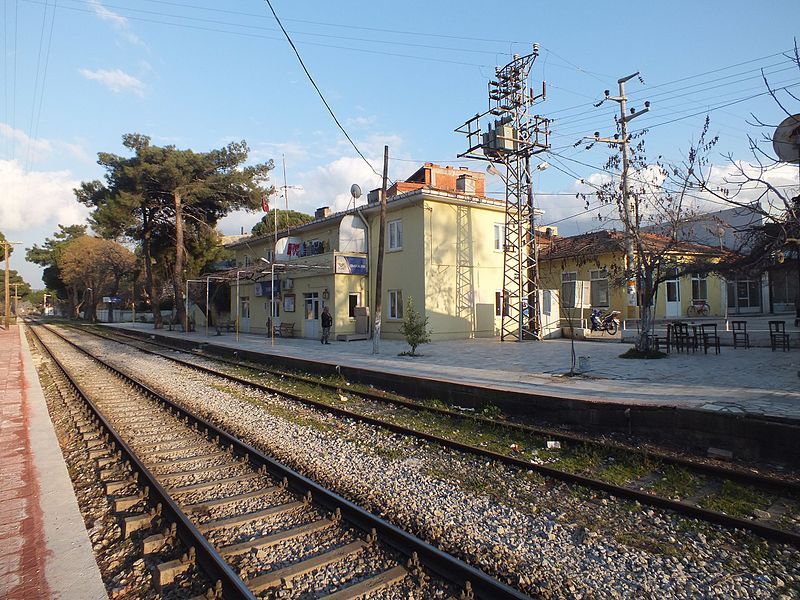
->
[
  {"left": 224, "top": 163, "right": 545, "bottom": 341},
  {"left": 538, "top": 230, "right": 732, "bottom": 324}
]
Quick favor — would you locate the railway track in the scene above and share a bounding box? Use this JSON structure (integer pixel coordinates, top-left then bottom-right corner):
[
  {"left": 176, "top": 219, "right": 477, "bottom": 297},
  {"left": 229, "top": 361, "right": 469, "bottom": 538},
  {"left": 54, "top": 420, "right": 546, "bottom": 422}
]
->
[
  {"left": 54, "top": 321, "right": 800, "bottom": 551},
  {"left": 28, "top": 322, "right": 529, "bottom": 599}
]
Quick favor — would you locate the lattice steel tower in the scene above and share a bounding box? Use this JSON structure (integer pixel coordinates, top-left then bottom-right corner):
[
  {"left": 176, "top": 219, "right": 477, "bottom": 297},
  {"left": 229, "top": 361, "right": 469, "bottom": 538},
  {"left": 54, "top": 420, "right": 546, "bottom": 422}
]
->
[{"left": 457, "top": 45, "right": 550, "bottom": 341}]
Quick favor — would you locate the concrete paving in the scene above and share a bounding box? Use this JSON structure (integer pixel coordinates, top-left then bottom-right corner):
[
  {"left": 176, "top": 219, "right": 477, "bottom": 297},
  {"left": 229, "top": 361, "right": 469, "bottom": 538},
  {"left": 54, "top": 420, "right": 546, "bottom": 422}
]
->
[
  {"left": 0, "top": 325, "right": 105, "bottom": 600},
  {"left": 109, "top": 321, "right": 800, "bottom": 421}
]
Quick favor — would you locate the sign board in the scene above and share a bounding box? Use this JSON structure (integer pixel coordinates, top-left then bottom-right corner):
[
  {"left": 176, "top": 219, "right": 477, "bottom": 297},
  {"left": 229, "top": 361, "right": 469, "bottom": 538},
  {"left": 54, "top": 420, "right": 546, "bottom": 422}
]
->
[
  {"left": 102, "top": 297, "right": 111, "bottom": 303},
  {"left": 335, "top": 255, "right": 368, "bottom": 275},
  {"left": 104, "top": 296, "right": 122, "bottom": 303}
]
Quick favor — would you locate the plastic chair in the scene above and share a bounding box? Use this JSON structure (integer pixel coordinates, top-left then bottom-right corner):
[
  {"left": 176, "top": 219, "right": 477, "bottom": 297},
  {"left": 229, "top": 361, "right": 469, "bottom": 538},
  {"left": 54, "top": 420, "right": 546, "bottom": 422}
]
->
[
  {"left": 731, "top": 321, "right": 749, "bottom": 349},
  {"left": 769, "top": 320, "right": 790, "bottom": 352}
]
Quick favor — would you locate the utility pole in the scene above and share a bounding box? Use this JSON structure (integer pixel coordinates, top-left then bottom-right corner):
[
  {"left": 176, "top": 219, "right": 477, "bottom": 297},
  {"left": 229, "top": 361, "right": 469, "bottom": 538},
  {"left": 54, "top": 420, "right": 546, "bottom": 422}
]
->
[
  {"left": 588, "top": 73, "right": 649, "bottom": 313},
  {"left": 372, "top": 145, "right": 389, "bottom": 354},
  {"left": 3, "top": 241, "right": 10, "bottom": 329},
  {"left": 457, "top": 44, "right": 550, "bottom": 341}
]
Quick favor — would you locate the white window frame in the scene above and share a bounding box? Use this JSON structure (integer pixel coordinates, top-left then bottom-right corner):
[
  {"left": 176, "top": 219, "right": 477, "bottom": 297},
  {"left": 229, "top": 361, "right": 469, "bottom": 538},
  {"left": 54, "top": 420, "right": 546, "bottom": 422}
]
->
[
  {"left": 388, "top": 219, "right": 403, "bottom": 251},
  {"left": 243, "top": 255, "right": 252, "bottom": 267},
  {"left": 590, "top": 269, "right": 609, "bottom": 308},
  {"left": 388, "top": 289, "right": 404, "bottom": 320},
  {"left": 542, "top": 289, "right": 552, "bottom": 315},
  {"left": 561, "top": 272, "right": 577, "bottom": 309},
  {"left": 691, "top": 273, "right": 708, "bottom": 301},
  {"left": 240, "top": 296, "right": 250, "bottom": 319},
  {"left": 493, "top": 223, "right": 505, "bottom": 252},
  {"left": 495, "top": 290, "right": 509, "bottom": 317}
]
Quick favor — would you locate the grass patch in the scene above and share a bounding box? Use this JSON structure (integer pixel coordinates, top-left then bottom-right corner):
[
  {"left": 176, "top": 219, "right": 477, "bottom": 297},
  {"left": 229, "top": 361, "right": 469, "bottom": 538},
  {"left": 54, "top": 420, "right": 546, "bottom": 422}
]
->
[
  {"left": 651, "top": 465, "right": 700, "bottom": 500},
  {"left": 700, "top": 480, "right": 773, "bottom": 518},
  {"left": 619, "top": 348, "right": 667, "bottom": 359},
  {"left": 597, "top": 457, "right": 652, "bottom": 486},
  {"left": 553, "top": 447, "right": 604, "bottom": 475},
  {"left": 614, "top": 531, "right": 680, "bottom": 557}
]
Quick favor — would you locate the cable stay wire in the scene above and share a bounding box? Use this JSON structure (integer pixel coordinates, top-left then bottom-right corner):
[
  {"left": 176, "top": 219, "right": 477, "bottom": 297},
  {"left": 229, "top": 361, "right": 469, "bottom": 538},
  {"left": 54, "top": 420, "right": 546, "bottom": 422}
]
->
[{"left": 261, "top": 0, "right": 385, "bottom": 181}]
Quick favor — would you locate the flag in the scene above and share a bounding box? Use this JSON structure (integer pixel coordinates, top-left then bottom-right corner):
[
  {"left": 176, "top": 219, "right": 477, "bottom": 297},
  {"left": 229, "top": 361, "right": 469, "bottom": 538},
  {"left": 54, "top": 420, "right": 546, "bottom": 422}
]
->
[{"left": 261, "top": 193, "right": 269, "bottom": 212}]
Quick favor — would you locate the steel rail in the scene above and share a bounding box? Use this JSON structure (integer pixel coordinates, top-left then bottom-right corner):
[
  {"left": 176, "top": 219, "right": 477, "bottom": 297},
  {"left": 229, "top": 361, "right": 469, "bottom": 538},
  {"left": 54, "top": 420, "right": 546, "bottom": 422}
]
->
[
  {"left": 31, "top": 322, "right": 533, "bottom": 599},
  {"left": 54, "top": 322, "right": 800, "bottom": 550},
  {"left": 27, "top": 324, "right": 256, "bottom": 600},
  {"left": 81, "top": 322, "right": 800, "bottom": 494}
]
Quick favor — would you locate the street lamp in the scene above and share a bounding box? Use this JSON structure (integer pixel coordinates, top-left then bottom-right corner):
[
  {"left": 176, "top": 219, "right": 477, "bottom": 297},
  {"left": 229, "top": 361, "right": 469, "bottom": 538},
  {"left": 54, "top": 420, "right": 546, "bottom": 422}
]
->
[{"left": 260, "top": 257, "right": 276, "bottom": 346}]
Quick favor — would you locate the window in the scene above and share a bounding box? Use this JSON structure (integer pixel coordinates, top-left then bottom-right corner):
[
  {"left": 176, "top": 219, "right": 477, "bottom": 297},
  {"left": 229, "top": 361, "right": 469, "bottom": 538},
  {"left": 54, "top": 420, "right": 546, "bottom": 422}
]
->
[
  {"left": 389, "top": 289, "right": 403, "bottom": 319},
  {"left": 691, "top": 273, "right": 708, "bottom": 300},
  {"left": 495, "top": 290, "right": 509, "bottom": 316},
  {"left": 542, "top": 290, "right": 552, "bottom": 315},
  {"left": 240, "top": 296, "right": 250, "bottom": 319},
  {"left": 348, "top": 293, "right": 360, "bottom": 318},
  {"left": 265, "top": 250, "right": 273, "bottom": 262},
  {"left": 493, "top": 223, "right": 505, "bottom": 252},
  {"left": 590, "top": 269, "right": 609, "bottom": 307},
  {"left": 388, "top": 219, "right": 403, "bottom": 250},
  {"left": 243, "top": 255, "right": 252, "bottom": 267},
  {"left": 561, "top": 272, "right": 577, "bottom": 308}
]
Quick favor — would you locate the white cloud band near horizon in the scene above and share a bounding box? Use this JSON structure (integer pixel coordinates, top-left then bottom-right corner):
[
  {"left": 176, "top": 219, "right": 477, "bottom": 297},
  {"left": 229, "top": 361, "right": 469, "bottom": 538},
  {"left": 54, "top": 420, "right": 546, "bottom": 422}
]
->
[{"left": 79, "top": 68, "right": 146, "bottom": 97}]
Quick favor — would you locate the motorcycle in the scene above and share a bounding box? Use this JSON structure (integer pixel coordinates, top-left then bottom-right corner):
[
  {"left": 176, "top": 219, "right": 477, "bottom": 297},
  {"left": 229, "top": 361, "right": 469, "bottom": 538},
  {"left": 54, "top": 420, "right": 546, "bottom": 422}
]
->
[{"left": 590, "top": 308, "right": 620, "bottom": 335}]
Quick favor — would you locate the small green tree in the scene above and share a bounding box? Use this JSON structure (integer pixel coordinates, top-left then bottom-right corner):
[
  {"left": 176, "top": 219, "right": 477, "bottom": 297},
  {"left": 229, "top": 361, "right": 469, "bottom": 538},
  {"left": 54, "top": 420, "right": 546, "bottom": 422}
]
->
[{"left": 399, "top": 297, "right": 430, "bottom": 356}]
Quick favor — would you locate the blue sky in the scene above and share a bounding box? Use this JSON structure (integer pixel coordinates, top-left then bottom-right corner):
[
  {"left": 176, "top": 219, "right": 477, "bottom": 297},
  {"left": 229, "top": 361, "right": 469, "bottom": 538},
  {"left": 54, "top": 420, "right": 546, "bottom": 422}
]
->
[{"left": 2, "top": 0, "right": 799, "bottom": 286}]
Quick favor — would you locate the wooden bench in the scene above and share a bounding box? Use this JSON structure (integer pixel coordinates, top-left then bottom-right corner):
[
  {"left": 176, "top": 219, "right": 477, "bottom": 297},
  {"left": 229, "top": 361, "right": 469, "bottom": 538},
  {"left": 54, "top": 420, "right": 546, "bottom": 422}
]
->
[
  {"left": 273, "top": 322, "right": 295, "bottom": 338},
  {"left": 215, "top": 320, "right": 235, "bottom": 335}
]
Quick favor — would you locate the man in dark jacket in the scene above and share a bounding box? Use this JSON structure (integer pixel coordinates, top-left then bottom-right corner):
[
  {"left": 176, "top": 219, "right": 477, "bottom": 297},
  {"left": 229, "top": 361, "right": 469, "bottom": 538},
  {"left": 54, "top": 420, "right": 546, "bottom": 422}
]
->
[{"left": 321, "top": 306, "right": 333, "bottom": 344}]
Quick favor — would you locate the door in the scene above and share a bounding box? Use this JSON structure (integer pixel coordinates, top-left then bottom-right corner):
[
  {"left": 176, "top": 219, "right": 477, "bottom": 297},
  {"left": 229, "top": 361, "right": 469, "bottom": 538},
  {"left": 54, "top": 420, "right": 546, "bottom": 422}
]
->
[
  {"left": 240, "top": 296, "right": 250, "bottom": 333},
  {"left": 304, "top": 293, "right": 319, "bottom": 339},
  {"left": 665, "top": 270, "right": 681, "bottom": 318},
  {"left": 727, "top": 279, "right": 761, "bottom": 314}
]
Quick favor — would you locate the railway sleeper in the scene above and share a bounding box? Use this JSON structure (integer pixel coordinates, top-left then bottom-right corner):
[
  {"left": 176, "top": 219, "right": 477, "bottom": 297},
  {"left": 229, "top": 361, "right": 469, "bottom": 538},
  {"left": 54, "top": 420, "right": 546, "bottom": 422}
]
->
[
  {"left": 159, "top": 461, "right": 242, "bottom": 480},
  {"left": 245, "top": 539, "right": 368, "bottom": 593},
  {"left": 155, "top": 547, "right": 196, "bottom": 590},
  {"left": 184, "top": 482, "right": 286, "bottom": 514},
  {"left": 189, "top": 580, "right": 223, "bottom": 600},
  {"left": 169, "top": 471, "right": 260, "bottom": 494},
  {"left": 142, "top": 523, "right": 178, "bottom": 555},
  {"left": 148, "top": 440, "right": 215, "bottom": 457},
  {"left": 149, "top": 449, "right": 228, "bottom": 470},
  {"left": 122, "top": 504, "right": 160, "bottom": 539},
  {"left": 321, "top": 564, "right": 409, "bottom": 600},
  {"left": 219, "top": 515, "right": 338, "bottom": 556},
  {"left": 114, "top": 486, "right": 150, "bottom": 512},
  {"left": 197, "top": 499, "right": 306, "bottom": 533},
  {"left": 106, "top": 472, "right": 139, "bottom": 495}
]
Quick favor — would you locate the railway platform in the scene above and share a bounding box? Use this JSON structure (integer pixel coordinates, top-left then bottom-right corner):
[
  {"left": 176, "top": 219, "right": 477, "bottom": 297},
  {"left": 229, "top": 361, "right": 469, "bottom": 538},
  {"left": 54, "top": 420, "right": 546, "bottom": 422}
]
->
[
  {"left": 109, "top": 322, "right": 800, "bottom": 421},
  {"left": 0, "top": 325, "right": 105, "bottom": 599}
]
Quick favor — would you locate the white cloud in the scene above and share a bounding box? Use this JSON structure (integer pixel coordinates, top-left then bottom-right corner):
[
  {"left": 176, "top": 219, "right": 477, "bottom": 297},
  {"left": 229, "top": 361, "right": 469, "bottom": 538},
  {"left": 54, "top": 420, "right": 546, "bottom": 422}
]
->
[
  {"left": 88, "top": 0, "right": 144, "bottom": 46},
  {"left": 0, "top": 123, "right": 52, "bottom": 160},
  {"left": 79, "top": 68, "right": 146, "bottom": 97},
  {"left": 0, "top": 123, "right": 94, "bottom": 166},
  {"left": 0, "top": 160, "right": 88, "bottom": 232}
]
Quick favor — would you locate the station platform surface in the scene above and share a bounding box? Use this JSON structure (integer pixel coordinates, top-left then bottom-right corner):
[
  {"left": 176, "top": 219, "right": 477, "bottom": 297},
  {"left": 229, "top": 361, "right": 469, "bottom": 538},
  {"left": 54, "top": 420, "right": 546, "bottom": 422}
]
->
[
  {"left": 0, "top": 325, "right": 105, "bottom": 599},
  {"left": 108, "top": 322, "right": 800, "bottom": 422}
]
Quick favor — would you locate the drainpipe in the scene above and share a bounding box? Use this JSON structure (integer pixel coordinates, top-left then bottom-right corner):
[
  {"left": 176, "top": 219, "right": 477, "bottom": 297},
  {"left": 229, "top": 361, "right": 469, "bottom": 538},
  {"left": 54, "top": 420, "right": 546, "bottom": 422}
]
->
[{"left": 355, "top": 206, "right": 372, "bottom": 338}]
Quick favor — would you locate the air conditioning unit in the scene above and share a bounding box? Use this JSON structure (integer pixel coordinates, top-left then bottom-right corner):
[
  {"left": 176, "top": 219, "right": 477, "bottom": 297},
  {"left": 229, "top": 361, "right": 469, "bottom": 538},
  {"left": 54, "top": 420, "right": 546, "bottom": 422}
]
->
[{"left": 283, "top": 278, "right": 293, "bottom": 290}]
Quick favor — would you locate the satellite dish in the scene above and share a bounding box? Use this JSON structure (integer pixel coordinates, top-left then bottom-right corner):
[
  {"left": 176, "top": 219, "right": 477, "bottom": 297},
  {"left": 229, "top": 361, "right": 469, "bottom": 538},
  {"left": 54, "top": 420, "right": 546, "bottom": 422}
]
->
[
  {"left": 773, "top": 113, "right": 800, "bottom": 164},
  {"left": 350, "top": 183, "right": 362, "bottom": 199}
]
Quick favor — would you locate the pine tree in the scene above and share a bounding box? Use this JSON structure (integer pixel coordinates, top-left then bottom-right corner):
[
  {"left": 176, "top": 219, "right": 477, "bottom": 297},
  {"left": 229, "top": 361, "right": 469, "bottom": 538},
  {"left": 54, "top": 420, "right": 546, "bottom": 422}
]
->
[{"left": 399, "top": 297, "right": 430, "bottom": 356}]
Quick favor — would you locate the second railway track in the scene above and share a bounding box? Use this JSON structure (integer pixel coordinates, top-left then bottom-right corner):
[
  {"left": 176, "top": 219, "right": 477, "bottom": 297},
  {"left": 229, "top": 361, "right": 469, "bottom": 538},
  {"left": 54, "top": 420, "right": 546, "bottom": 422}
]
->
[
  {"left": 28, "top": 322, "right": 528, "bottom": 599},
  {"left": 59, "top": 321, "right": 800, "bottom": 549}
]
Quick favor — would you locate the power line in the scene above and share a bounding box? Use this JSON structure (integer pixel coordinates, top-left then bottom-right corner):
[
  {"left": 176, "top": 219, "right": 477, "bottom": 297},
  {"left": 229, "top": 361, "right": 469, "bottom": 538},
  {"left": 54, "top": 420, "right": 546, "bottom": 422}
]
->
[{"left": 261, "top": 0, "right": 384, "bottom": 180}]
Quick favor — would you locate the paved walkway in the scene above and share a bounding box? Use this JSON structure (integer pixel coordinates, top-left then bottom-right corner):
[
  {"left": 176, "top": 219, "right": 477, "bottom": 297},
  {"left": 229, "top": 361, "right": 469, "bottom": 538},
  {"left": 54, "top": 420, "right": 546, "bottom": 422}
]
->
[
  {"left": 111, "top": 322, "right": 800, "bottom": 421},
  {"left": 0, "top": 325, "right": 105, "bottom": 599}
]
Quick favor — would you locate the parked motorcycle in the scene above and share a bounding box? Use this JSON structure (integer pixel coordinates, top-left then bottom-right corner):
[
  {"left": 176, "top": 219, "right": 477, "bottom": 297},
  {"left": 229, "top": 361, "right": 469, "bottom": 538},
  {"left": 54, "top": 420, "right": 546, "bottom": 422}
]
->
[{"left": 590, "top": 308, "right": 620, "bottom": 335}]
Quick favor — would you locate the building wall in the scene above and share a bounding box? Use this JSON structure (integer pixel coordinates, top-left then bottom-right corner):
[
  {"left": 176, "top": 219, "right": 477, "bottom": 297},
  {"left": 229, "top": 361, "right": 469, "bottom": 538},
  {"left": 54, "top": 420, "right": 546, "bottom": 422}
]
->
[
  {"left": 366, "top": 201, "right": 426, "bottom": 339},
  {"left": 422, "top": 200, "right": 505, "bottom": 339},
  {"left": 539, "top": 250, "right": 727, "bottom": 322}
]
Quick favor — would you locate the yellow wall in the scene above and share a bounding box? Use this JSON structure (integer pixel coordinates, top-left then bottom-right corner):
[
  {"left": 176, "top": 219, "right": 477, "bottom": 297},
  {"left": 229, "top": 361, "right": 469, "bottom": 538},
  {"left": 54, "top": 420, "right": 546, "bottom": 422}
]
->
[{"left": 539, "top": 250, "right": 727, "bottom": 321}]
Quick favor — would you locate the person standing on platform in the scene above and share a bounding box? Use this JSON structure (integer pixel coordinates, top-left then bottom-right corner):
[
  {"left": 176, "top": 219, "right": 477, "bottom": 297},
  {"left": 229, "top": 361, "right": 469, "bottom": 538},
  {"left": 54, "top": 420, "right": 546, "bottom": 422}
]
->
[{"left": 321, "top": 306, "right": 333, "bottom": 344}]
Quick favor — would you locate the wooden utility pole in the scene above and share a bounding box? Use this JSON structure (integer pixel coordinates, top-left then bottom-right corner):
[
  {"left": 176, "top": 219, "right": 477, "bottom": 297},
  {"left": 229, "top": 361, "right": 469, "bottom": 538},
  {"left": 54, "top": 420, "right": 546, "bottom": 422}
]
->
[{"left": 372, "top": 145, "right": 389, "bottom": 354}]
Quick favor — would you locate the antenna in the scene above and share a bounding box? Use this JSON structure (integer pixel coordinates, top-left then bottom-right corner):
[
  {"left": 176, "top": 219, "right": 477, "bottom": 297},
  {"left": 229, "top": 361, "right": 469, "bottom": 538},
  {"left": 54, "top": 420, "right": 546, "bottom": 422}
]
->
[
  {"left": 773, "top": 114, "right": 800, "bottom": 164},
  {"left": 349, "top": 183, "right": 362, "bottom": 210}
]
